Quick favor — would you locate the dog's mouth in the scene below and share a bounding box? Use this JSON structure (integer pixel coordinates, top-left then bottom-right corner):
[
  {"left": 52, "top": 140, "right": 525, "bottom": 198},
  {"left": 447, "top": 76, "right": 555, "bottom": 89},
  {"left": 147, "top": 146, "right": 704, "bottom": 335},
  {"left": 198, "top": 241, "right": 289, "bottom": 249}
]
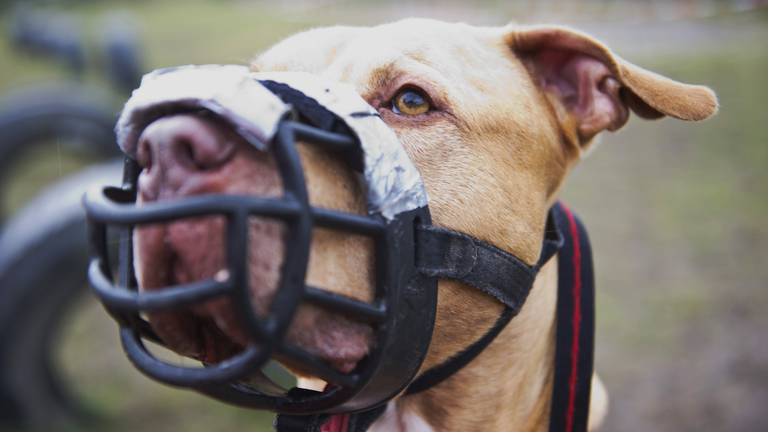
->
[
  {"left": 132, "top": 114, "right": 373, "bottom": 378},
  {"left": 136, "top": 214, "right": 373, "bottom": 376}
]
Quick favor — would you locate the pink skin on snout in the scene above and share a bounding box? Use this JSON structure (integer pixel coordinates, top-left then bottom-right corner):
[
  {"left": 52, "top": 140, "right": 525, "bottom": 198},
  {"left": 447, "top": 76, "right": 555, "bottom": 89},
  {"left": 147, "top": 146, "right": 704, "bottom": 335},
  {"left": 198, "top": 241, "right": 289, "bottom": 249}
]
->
[{"left": 133, "top": 114, "right": 371, "bottom": 373}]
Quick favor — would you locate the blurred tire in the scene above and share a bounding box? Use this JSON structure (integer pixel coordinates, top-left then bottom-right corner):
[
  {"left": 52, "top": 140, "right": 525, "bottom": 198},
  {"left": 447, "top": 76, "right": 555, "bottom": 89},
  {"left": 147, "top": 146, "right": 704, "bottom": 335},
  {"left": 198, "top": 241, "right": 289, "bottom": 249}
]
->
[
  {"left": 0, "top": 163, "right": 120, "bottom": 429},
  {"left": 0, "top": 86, "right": 118, "bottom": 223}
]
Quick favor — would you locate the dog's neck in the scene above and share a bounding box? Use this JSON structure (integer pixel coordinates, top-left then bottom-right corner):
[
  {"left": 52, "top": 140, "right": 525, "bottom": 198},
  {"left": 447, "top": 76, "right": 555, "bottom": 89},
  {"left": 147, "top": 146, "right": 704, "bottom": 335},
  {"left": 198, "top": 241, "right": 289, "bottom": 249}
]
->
[{"left": 370, "top": 259, "right": 559, "bottom": 432}]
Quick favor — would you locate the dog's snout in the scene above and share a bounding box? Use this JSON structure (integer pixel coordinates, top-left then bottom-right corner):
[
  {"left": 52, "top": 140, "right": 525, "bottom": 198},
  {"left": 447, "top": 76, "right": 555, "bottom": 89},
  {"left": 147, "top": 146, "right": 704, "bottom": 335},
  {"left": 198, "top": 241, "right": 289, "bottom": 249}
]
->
[{"left": 137, "top": 114, "right": 237, "bottom": 200}]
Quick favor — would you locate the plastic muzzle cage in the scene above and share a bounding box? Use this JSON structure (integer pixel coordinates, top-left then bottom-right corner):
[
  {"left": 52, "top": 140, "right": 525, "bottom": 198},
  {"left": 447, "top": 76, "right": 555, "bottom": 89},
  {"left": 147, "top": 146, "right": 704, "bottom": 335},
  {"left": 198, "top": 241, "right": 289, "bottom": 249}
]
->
[{"left": 83, "top": 86, "right": 437, "bottom": 414}]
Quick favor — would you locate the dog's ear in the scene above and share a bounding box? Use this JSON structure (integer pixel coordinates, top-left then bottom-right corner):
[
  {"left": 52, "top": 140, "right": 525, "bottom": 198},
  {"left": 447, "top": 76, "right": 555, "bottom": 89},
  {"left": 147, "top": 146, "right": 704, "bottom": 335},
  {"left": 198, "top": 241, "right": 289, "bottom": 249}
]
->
[{"left": 506, "top": 25, "right": 718, "bottom": 147}]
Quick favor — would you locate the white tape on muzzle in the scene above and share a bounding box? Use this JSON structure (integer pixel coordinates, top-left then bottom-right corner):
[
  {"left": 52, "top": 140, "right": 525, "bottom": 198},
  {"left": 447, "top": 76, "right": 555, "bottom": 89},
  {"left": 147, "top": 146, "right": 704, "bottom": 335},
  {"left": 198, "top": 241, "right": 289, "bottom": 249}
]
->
[{"left": 116, "top": 64, "right": 428, "bottom": 220}]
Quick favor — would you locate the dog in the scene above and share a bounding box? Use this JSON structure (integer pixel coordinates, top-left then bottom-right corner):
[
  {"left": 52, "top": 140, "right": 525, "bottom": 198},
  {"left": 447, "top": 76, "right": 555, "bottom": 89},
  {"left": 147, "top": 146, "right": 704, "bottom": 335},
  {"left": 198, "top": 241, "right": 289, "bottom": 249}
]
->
[{"left": 130, "top": 19, "right": 717, "bottom": 431}]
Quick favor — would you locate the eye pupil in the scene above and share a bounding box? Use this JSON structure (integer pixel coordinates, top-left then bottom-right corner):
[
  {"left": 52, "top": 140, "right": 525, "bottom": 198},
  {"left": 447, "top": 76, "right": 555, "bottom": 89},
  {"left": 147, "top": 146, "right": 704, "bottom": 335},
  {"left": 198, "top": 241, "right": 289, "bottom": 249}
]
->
[
  {"left": 402, "top": 91, "right": 424, "bottom": 107},
  {"left": 392, "top": 88, "right": 431, "bottom": 116}
]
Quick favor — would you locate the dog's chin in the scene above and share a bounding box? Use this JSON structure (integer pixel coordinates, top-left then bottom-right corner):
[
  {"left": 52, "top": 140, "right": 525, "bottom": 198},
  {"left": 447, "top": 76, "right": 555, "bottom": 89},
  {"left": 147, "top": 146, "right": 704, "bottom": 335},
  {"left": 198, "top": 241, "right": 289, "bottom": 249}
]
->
[{"left": 136, "top": 219, "right": 372, "bottom": 376}]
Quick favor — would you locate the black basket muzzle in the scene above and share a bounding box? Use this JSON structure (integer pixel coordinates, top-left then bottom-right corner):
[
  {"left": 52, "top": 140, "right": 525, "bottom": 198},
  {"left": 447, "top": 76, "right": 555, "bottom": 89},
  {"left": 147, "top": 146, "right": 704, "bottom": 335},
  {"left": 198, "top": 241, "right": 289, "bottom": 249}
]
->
[{"left": 83, "top": 78, "right": 437, "bottom": 415}]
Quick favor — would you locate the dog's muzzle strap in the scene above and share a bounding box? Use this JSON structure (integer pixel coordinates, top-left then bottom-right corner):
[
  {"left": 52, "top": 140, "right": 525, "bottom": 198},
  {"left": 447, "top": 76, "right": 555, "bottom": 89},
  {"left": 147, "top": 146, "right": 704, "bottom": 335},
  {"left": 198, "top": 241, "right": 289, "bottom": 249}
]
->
[
  {"left": 404, "top": 210, "right": 563, "bottom": 395},
  {"left": 416, "top": 225, "right": 537, "bottom": 311}
]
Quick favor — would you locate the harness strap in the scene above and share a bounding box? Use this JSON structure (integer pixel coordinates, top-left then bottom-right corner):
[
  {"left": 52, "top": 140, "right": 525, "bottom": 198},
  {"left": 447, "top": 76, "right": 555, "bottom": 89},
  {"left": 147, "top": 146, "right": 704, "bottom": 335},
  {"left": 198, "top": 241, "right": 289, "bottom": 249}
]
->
[
  {"left": 415, "top": 225, "right": 536, "bottom": 311},
  {"left": 405, "top": 305, "right": 516, "bottom": 395},
  {"left": 405, "top": 208, "right": 563, "bottom": 395},
  {"left": 548, "top": 204, "right": 595, "bottom": 432}
]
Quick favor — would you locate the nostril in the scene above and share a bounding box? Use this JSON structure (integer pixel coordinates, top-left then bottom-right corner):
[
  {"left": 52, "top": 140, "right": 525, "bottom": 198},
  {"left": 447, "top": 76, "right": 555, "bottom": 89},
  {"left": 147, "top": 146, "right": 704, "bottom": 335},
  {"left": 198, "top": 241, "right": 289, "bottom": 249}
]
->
[
  {"left": 170, "top": 136, "right": 199, "bottom": 171},
  {"left": 182, "top": 135, "right": 235, "bottom": 171},
  {"left": 167, "top": 120, "right": 236, "bottom": 172}
]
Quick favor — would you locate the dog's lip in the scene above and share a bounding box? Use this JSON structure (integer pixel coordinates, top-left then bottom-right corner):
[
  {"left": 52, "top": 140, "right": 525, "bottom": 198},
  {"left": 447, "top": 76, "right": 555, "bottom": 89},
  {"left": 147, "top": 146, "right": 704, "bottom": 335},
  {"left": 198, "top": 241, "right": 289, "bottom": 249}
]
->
[
  {"left": 139, "top": 227, "right": 371, "bottom": 375},
  {"left": 196, "top": 315, "right": 245, "bottom": 363},
  {"left": 191, "top": 306, "right": 370, "bottom": 376}
]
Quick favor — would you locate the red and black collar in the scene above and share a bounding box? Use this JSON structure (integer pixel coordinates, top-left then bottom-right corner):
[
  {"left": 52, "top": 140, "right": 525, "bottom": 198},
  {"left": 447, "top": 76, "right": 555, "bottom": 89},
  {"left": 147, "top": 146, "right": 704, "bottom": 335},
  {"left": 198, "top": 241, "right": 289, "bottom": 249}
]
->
[{"left": 548, "top": 203, "right": 595, "bottom": 432}]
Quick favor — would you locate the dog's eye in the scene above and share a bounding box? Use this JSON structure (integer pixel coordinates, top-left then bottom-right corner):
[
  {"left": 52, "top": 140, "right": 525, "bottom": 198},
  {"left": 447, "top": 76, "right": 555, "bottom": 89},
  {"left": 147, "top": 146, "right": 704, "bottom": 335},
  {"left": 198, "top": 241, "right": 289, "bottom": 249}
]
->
[{"left": 391, "top": 88, "right": 431, "bottom": 116}]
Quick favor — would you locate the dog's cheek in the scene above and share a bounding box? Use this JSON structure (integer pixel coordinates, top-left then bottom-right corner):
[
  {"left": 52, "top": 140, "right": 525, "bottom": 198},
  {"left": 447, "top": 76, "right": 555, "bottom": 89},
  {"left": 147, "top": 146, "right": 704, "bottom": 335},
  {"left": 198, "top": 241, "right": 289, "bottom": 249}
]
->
[
  {"left": 420, "top": 280, "right": 503, "bottom": 372},
  {"left": 306, "top": 228, "right": 375, "bottom": 304}
]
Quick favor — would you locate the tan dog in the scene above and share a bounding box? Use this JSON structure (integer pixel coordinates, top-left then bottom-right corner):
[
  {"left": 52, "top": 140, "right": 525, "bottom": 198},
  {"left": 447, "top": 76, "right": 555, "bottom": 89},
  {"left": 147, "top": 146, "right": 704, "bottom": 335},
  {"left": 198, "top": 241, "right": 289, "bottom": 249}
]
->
[{"left": 133, "top": 19, "right": 717, "bottom": 431}]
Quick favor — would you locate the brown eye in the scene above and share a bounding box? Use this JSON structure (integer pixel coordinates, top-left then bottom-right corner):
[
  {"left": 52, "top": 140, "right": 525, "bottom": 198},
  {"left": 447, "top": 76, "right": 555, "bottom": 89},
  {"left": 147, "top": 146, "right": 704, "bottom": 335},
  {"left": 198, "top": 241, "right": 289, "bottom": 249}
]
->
[{"left": 392, "top": 88, "right": 431, "bottom": 116}]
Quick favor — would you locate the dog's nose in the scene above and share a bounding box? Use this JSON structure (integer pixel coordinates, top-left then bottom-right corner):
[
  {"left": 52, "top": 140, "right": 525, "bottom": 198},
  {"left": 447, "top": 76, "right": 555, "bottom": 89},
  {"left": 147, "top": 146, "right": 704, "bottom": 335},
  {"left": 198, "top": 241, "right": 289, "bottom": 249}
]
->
[{"left": 136, "top": 115, "right": 237, "bottom": 200}]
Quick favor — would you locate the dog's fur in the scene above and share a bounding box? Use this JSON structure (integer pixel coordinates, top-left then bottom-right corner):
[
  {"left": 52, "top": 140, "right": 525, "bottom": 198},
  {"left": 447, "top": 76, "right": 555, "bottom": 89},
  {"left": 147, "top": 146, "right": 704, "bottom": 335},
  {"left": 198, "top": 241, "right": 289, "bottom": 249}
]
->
[{"left": 133, "top": 19, "right": 717, "bottom": 431}]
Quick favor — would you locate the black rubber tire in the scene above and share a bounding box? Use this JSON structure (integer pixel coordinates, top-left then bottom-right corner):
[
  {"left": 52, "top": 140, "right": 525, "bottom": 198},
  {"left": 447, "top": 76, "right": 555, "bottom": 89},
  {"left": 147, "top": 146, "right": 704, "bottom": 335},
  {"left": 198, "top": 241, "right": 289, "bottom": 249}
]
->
[
  {"left": 0, "top": 87, "right": 117, "bottom": 426},
  {"left": 0, "top": 163, "right": 121, "bottom": 429}
]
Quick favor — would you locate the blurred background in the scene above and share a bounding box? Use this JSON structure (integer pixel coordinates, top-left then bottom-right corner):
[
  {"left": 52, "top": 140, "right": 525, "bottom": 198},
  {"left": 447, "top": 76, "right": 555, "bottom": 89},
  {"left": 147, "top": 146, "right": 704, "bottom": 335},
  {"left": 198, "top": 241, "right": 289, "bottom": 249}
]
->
[{"left": 0, "top": 0, "right": 765, "bottom": 431}]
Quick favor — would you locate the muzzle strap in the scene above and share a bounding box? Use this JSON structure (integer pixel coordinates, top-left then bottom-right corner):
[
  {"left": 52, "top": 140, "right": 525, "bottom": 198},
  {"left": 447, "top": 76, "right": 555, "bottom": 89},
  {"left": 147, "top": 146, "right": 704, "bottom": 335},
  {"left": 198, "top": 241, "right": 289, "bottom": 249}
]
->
[
  {"left": 416, "top": 225, "right": 537, "bottom": 312},
  {"left": 406, "top": 209, "right": 563, "bottom": 395},
  {"left": 404, "top": 305, "right": 517, "bottom": 396}
]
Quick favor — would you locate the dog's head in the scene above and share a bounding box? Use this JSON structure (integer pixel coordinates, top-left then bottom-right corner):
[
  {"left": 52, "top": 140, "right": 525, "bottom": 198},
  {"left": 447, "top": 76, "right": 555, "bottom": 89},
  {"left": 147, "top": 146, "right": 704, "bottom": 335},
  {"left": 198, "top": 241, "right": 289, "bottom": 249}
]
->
[{"left": 132, "top": 19, "right": 716, "bottom": 384}]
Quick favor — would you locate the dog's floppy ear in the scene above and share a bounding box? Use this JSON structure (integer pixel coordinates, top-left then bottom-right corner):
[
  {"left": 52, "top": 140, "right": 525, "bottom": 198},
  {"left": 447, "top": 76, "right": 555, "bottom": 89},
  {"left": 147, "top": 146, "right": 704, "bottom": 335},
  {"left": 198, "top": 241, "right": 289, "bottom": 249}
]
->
[{"left": 506, "top": 25, "right": 718, "bottom": 147}]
